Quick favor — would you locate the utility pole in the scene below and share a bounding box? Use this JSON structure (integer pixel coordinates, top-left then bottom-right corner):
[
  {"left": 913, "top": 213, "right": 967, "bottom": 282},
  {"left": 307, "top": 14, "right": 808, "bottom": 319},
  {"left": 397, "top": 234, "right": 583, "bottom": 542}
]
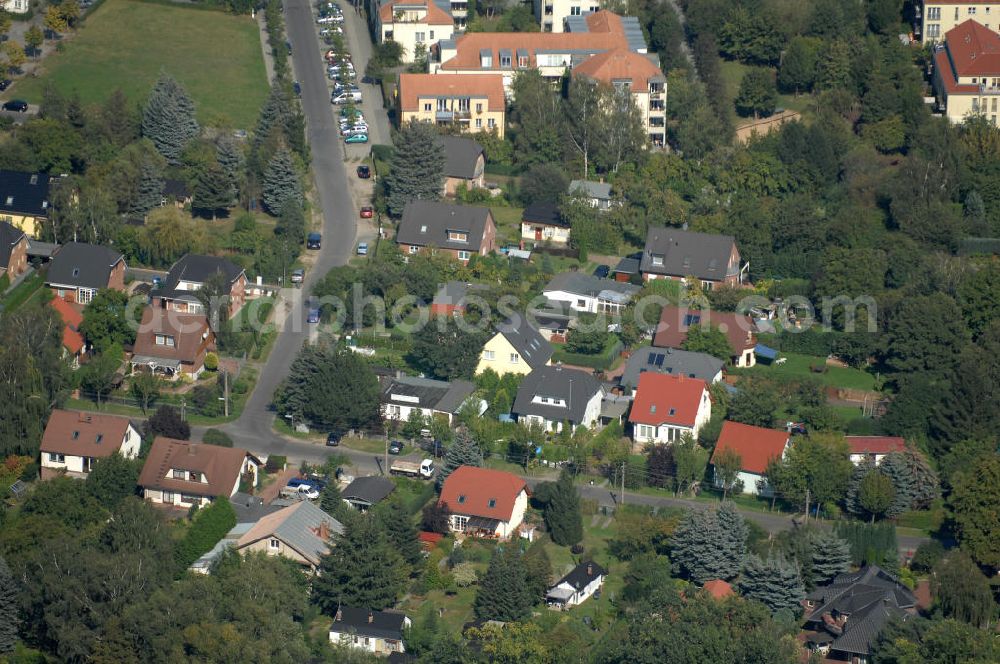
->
[
  {"left": 181, "top": 398, "right": 186, "bottom": 421},
  {"left": 804, "top": 488, "right": 810, "bottom": 523},
  {"left": 222, "top": 370, "right": 229, "bottom": 418},
  {"left": 620, "top": 461, "right": 626, "bottom": 508}
]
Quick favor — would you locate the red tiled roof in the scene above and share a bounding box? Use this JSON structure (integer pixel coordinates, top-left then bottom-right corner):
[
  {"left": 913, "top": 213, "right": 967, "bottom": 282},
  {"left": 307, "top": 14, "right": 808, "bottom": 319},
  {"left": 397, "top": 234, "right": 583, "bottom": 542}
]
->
[
  {"left": 40, "top": 409, "right": 134, "bottom": 457},
  {"left": 845, "top": 436, "right": 906, "bottom": 456},
  {"left": 438, "top": 465, "right": 526, "bottom": 522},
  {"left": 942, "top": 20, "right": 1000, "bottom": 77},
  {"left": 572, "top": 48, "right": 664, "bottom": 89},
  {"left": 702, "top": 579, "right": 734, "bottom": 599},
  {"left": 652, "top": 306, "right": 756, "bottom": 355},
  {"left": 628, "top": 372, "right": 707, "bottom": 427},
  {"left": 711, "top": 421, "right": 790, "bottom": 475},
  {"left": 380, "top": 0, "right": 453, "bottom": 25},
  {"left": 398, "top": 73, "right": 506, "bottom": 111},
  {"left": 49, "top": 297, "right": 85, "bottom": 354}
]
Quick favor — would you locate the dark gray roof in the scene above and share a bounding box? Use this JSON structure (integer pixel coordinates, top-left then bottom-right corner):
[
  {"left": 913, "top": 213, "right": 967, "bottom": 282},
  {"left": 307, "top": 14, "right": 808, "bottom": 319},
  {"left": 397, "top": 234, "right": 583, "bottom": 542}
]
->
[
  {"left": 265, "top": 501, "right": 343, "bottom": 565},
  {"left": 543, "top": 272, "right": 639, "bottom": 302},
  {"left": 433, "top": 281, "right": 488, "bottom": 307},
  {"left": 162, "top": 178, "right": 190, "bottom": 199},
  {"left": 396, "top": 201, "right": 492, "bottom": 252},
  {"left": 381, "top": 375, "right": 475, "bottom": 414},
  {"left": 342, "top": 476, "right": 396, "bottom": 505},
  {"left": 229, "top": 492, "right": 283, "bottom": 524},
  {"left": 46, "top": 242, "right": 125, "bottom": 290},
  {"left": 26, "top": 239, "right": 58, "bottom": 259},
  {"left": 0, "top": 220, "right": 26, "bottom": 266},
  {"left": 164, "top": 254, "right": 245, "bottom": 290},
  {"left": 512, "top": 366, "right": 603, "bottom": 424},
  {"left": 554, "top": 561, "right": 607, "bottom": 591},
  {"left": 0, "top": 170, "right": 51, "bottom": 217},
  {"left": 805, "top": 565, "right": 917, "bottom": 657},
  {"left": 569, "top": 179, "right": 612, "bottom": 201},
  {"left": 496, "top": 316, "right": 553, "bottom": 369},
  {"left": 620, "top": 345, "right": 724, "bottom": 391},
  {"left": 330, "top": 607, "right": 408, "bottom": 641},
  {"left": 437, "top": 136, "right": 484, "bottom": 180},
  {"left": 522, "top": 202, "right": 566, "bottom": 227},
  {"left": 639, "top": 227, "right": 738, "bottom": 281},
  {"left": 613, "top": 257, "right": 640, "bottom": 275}
]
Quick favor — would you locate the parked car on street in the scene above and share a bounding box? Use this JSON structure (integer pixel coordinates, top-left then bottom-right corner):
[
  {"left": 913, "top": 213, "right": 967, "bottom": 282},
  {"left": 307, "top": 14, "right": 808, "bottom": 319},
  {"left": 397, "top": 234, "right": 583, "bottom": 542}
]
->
[
  {"left": 360, "top": 206, "right": 374, "bottom": 218},
  {"left": 2, "top": 100, "right": 28, "bottom": 112},
  {"left": 345, "top": 133, "right": 368, "bottom": 144},
  {"left": 357, "top": 242, "right": 368, "bottom": 255},
  {"left": 332, "top": 91, "right": 362, "bottom": 105},
  {"left": 0, "top": 80, "right": 11, "bottom": 92},
  {"left": 388, "top": 440, "right": 404, "bottom": 455},
  {"left": 307, "top": 232, "right": 322, "bottom": 249},
  {"left": 307, "top": 297, "right": 320, "bottom": 324},
  {"left": 326, "top": 431, "right": 342, "bottom": 447},
  {"left": 290, "top": 268, "right": 305, "bottom": 284},
  {"left": 357, "top": 165, "right": 371, "bottom": 178}
]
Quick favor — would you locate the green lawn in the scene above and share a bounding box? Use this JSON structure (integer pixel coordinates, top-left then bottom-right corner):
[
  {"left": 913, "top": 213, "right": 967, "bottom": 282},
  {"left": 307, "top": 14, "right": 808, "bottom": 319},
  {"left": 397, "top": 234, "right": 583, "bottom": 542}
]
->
[
  {"left": 0, "top": 272, "right": 44, "bottom": 312},
  {"left": 732, "top": 351, "right": 877, "bottom": 391},
  {"left": 11, "top": 0, "right": 267, "bottom": 128},
  {"left": 719, "top": 60, "right": 813, "bottom": 121},
  {"left": 489, "top": 205, "right": 524, "bottom": 245}
]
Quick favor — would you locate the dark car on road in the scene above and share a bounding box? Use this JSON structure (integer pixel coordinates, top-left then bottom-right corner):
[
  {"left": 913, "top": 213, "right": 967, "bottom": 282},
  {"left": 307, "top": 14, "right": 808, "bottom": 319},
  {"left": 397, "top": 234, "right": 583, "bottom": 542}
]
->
[
  {"left": 593, "top": 264, "right": 610, "bottom": 279},
  {"left": 356, "top": 165, "right": 371, "bottom": 179},
  {"left": 326, "top": 431, "right": 342, "bottom": 447},
  {"left": 307, "top": 232, "right": 322, "bottom": 249},
  {"left": 2, "top": 100, "right": 28, "bottom": 113},
  {"left": 388, "top": 440, "right": 404, "bottom": 455},
  {"left": 0, "top": 80, "right": 11, "bottom": 92}
]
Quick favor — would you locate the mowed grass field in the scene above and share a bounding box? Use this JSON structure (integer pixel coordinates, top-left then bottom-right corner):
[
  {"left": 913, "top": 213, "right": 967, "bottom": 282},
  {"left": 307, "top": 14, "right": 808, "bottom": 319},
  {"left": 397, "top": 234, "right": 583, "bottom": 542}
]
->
[{"left": 13, "top": 0, "right": 267, "bottom": 128}]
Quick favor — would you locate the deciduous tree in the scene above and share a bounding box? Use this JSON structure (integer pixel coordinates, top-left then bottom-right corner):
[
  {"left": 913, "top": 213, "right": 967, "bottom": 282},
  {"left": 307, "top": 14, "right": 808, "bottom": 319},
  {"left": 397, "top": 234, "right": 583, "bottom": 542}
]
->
[
  {"left": 0, "top": 554, "right": 16, "bottom": 654},
  {"left": 713, "top": 447, "right": 743, "bottom": 499},
  {"left": 931, "top": 551, "right": 995, "bottom": 628},
  {"left": 949, "top": 453, "right": 1000, "bottom": 569},
  {"left": 144, "top": 405, "right": 190, "bottom": 440},
  {"left": 80, "top": 290, "right": 136, "bottom": 354},
  {"left": 735, "top": 68, "right": 777, "bottom": 119}
]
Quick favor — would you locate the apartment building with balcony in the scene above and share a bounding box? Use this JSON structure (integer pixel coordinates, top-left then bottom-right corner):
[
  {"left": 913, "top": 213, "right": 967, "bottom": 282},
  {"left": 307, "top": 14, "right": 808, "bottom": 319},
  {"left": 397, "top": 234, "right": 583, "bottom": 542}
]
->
[
  {"left": 932, "top": 20, "right": 1000, "bottom": 123},
  {"left": 920, "top": 1, "right": 1000, "bottom": 42},
  {"left": 573, "top": 48, "right": 666, "bottom": 146},
  {"left": 398, "top": 73, "right": 506, "bottom": 137},
  {"left": 378, "top": 0, "right": 454, "bottom": 63},
  {"left": 431, "top": 11, "right": 647, "bottom": 91},
  {"left": 533, "top": 0, "right": 601, "bottom": 32}
]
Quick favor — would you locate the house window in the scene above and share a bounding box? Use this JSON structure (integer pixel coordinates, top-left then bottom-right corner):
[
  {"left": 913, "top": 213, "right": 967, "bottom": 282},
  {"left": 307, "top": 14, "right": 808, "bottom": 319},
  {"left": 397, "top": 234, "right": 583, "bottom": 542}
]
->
[
  {"left": 476, "top": 102, "right": 483, "bottom": 113},
  {"left": 269, "top": 538, "right": 280, "bottom": 550},
  {"left": 517, "top": 55, "right": 529, "bottom": 68},
  {"left": 651, "top": 254, "right": 664, "bottom": 266},
  {"left": 701, "top": 281, "right": 715, "bottom": 291},
  {"left": 487, "top": 118, "right": 496, "bottom": 128},
  {"left": 162, "top": 491, "right": 175, "bottom": 503},
  {"left": 475, "top": 118, "right": 482, "bottom": 128},
  {"left": 483, "top": 350, "right": 495, "bottom": 360},
  {"left": 424, "top": 102, "right": 432, "bottom": 111},
  {"left": 188, "top": 471, "right": 202, "bottom": 482},
  {"left": 500, "top": 54, "right": 512, "bottom": 68},
  {"left": 48, "top": 452, "right": 66, "bottom": 463},
  {"left": 570, "top": 6, "right": 581, "bottom": 14},
  {"left": 576, "top": 299, "right": 587, "bottom": 308},
  {"left": 510, "top": 353, "right": 519, "bottom": 363},
  {"left": 457, "top": 494, "right": 466, "bottom": 504},
  {"left": 415, "top": 31, "right": 426, "bottom": 42},
  {"left": 457, "top": 250, "right": 471, "bottom": 261},
  {"left": 453, "top": 515, "right": 469, "bottom": 531},
  {"left": 408, "top": 245, "right": 419, "bottom": 254},
  {"left": 927, "top": 6, "right": 940, "bottom": 20},
  {"left": 430, "top": 30, "right": 435, "bottom": 39},
  {"left": 180, "top": 494, "right": 201, "bottom": 504},
  {"left": 969, "top": 7, "right": 977, "bottom": 14},
  {"left": 77, "top": 288, "right": 95, "bottom": 305},
  {"left": 488, "top": 498, "right": 496, "bottom": 508},
  {"left": 448, "top": 230, "right": 468, "bottom": 242},
  {"left": 926, "top": 23, "right": 940, "bottom": 37},
  {"left": 637, "top": 424, "right": 654, "bottom": 439}
]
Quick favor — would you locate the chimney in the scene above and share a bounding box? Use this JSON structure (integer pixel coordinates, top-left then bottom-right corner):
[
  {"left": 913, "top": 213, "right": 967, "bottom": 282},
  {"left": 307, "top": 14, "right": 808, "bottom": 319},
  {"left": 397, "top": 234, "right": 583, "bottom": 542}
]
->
[
  {"left": 368, "top": 611, "right": 374, "bottom": 624},
  {"left": 318, "top": 520, "right": 330, "bottom": 540},
  {"left": 587, "top": 563, "right": 593, "bottom": 576},
  {"left": 335, "top": 608, "right": 342, "bottom": 622}
]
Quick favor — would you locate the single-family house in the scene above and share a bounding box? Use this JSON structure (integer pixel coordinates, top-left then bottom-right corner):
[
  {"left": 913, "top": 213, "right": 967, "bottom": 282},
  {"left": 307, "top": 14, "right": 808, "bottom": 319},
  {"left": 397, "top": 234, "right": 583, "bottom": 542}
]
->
[
  {"left": 130, "top": 307, "right": 216, "bottom": 378},
  {"left": 438, "top": 135, "right": 487, "bottom": 195},
  {"left": 161, "top": 178, "right": 192, "bottom": 208},
  {"left": 801, "top": 566, "right": 917, "bottom": 663},
  {"left": 542, "top": 271, "right": 639, "bottom": 314},
  {"left": 39, "top": 410, "right": 141, "bottom": 480},
  {"left": 572, "top": 49, "right": 667, "bottom": 146},
  {"left": 0, "top": 220, "right": 28, "bottom": 279},
  {"left": 846, "top": 436, "right": 907, "bottom": 466},
  {"left": 430, "top": 280, "right": 488, "bottom": 316},
  {"left": 45, "top": 242, "right": 126, "bottom": 304},
  {"left": 398, "top": 74, "right": 505, "bottom": 138},
  {"left": 568, "top": 179, "right": 613, "bottom": 209},
  {"left": 932, "top": 20, "right": 1000, "bottom": 123},
  {"left": 139, "top": 437, "right": 261, "bottom": 507},
  {"left": 709, "top": 421, "right": 790, "bottom": 496},
  {"left": 49, "top": 297, "right": 86, "bottom": 367},
  {"left": 546, "top": 561, "right": 607, "bottom": 608},
  {"left": 702, "top": 579, "right": 735, "bottom": 600},
  {"left": 511, "top": 365, "right": 604, "bottom": 432},
  {"left": 529, "top": 307, "right": 573, "bottom": 343},
  {"left": 619, "top": 345, "right": 724, "bottom": 393},
  {"left": 639, "top": 227, "right": 746, "bottom": 289},
  {"left": 653, "top": 305, "right": 758, "bottom": 368},
  {"left": 329, "top": 607, "right": 411, "bottom": 655},
  {"left": 377, "top": 0, "right": 454, "bottom": 63},
  {"left": 381, "top": 374, "right": 476, "bottom": 425},
  {"left": 476, "top": 315, "right": 553, "bottom": 376},
  {"left": 342, "top": 476, "right": 396, "bottom": 511},
  {"left": 628, "top": 373, "right": 711, "bottom": 444},
  {"left": 154, "top": 253, "right": 248, "bottom": 316},
  {"left": 235, "top": 500, "right": 344, "bottom": 572},
  {"left": 520, "top": 202, "right": 570, "bottom": 246},
  {"left": 395, "top": 201, "right": 497, "bottom": 263},
  {"left": 921, "top": 1, "right": 1000, "bottom": 43},
  {"left": 0, "top": 170, "right": 51, "bottom": 237},
  {"left": 438, "top": 465, "right": 528, "bottom": 538}
]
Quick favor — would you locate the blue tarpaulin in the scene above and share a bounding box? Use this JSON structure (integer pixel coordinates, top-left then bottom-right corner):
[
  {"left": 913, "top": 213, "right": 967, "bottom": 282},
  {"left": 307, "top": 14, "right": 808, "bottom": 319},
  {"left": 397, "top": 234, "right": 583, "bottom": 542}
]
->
[{"left": 755, "top": 343, "right": 778, "bottom": 360}]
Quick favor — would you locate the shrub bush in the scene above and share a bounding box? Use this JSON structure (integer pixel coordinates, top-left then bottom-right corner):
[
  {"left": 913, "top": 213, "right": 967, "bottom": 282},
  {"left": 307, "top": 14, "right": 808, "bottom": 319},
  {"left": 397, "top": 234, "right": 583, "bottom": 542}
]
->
[
  {"left": 265, "top": 455, "right": 287, "bottom": 472},
  {"left": 174, "top": 499, "right": 237, "bottom": 571}
]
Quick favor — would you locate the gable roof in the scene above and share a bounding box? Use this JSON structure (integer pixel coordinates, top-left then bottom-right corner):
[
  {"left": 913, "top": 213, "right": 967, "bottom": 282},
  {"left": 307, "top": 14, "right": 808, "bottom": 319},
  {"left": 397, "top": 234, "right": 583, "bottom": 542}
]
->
[
  {"left": 944, "top": 20, "right": 1000, "bottom": 77},
  {"left": 620, "top": 345, "right": 724, "bottom": 391},
  {"left": 342, "top": 475, "right": 396, "bottom": 505},
  {"left": 163, "top": 254, "right": 245, "bottom": 290},
  {"left": 437, "top": 135, "right": 485, "bottom": 180},
  {"left": 379, "top": 0, "right": 453, "bottom": 24},
  {"left": 652, "top": 305, "right": 756, "bottom": 355},
  {"left": 512, "top": 365, "right": 604, "bottom": 424},
  {"left": 845, "top": 436, "right": 906, "bottom": 456},
  {"left": 572, "top": 48, "right": 664, "bottom": 89},
  {"left": 330, "top": 607, "right": 409, "bottom": 640},
  {"left": 399, "top": 73, "right": 505, "bottom": 113},
  {"left": 640, "top": 227, "right": 738, "bottom": 281},
  {"left": 543, "top": 271, "right": 639, "bottom": 302},
  {"left": 381, "top": 375, "right": 476, "bottom": 414},
  {"left": 236, "top": 500, "right": 343, "bottom": 566},
  {"left": 495, "top": 316, "right": 553, "bottom": 369},
  {"left": 711, "top": 421, "right": 790, "bottom": 475},
  {"left": 40, "top": 409, "right": 135, "bottom": 457},
  {"left": 521, "top": 202, "right": 566, "bottom": 227},
  {"left": 46, "top": 242, "right": 125, "bottom": 290},
  {"left": 396, "top": 201, "right": 492, "bottom": 251},
  {"left": 49, "top": 297, "right": 86, "bottom": 354},
  {"left": 138, "top": 437, "right": 258, "bottom": 498},
  {"left": 553, "top": 561, "right": 607, "bottom": 591},
  {"left": 132, "top": 308, "right": 213, "bottom": 365},
  {"left": 0, "top": 170, "right": 51, "bottom": 218},
  {"left": 568, "top": 179, "right": 612, "bottom": 201},
  {"left": 438, "top": 465, "right": 527, "bottom": 521},
  {"left": 0, "top": 220, "right": 26, "bottom": 267},
  {"left": 628, "top": 372, "right": 707, "bottom": 428}
]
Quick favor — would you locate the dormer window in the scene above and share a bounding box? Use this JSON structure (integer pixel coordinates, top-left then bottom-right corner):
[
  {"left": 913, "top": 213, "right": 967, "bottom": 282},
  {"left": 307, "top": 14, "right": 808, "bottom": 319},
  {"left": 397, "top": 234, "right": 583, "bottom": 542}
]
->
[
  {"left": 651, "top": 254, "right": 664, "bottom": 266},
  {"left": 29, "top": 175, "right": 37, "bottom": 185},
  {"left": 4, "top": 196, "right": 12, "bottom": 206},
  {"left": 447, "top": 230, "right": 468, "bottom": 242},
  {"left": 420, "top": 224, "right": 428, "bottom": 233}
]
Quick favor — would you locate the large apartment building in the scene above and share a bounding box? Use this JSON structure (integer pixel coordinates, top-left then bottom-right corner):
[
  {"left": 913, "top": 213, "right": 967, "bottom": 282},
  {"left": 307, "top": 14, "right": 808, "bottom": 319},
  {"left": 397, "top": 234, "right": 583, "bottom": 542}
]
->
[
  {"left": 398, "top": 73, "right": 506, "bottom": 137},
  {"left": 932, "top": 20, "right": 1000, "bottom": 123},
  {"left": 377, "top": 0, "right": 454, "bottom": 63},
  {"left": 573, "top": 48, "right": 666, "bottom": 146},
  {"left": 921, "top": 1, "right": 1000, "bottom": 41},
  {"left": 533, "top": 0, "right": 601, "bottom": 32}
]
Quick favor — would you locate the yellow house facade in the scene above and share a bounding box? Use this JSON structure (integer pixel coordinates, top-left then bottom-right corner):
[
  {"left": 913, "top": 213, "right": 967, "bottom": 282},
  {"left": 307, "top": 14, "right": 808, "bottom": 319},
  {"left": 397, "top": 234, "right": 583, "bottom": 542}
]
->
[
  {"left": 475, "top": 319, "right": 554, "bottom": 377},
  {"left": 398, "top": 73, "right": 506, "bottom": 137},
  {"left": 932, "top": 20, "right": 1000, "bottom": 124},
  {"left": 921, "top": 1, "right": 1000, "bottom": 41}
]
